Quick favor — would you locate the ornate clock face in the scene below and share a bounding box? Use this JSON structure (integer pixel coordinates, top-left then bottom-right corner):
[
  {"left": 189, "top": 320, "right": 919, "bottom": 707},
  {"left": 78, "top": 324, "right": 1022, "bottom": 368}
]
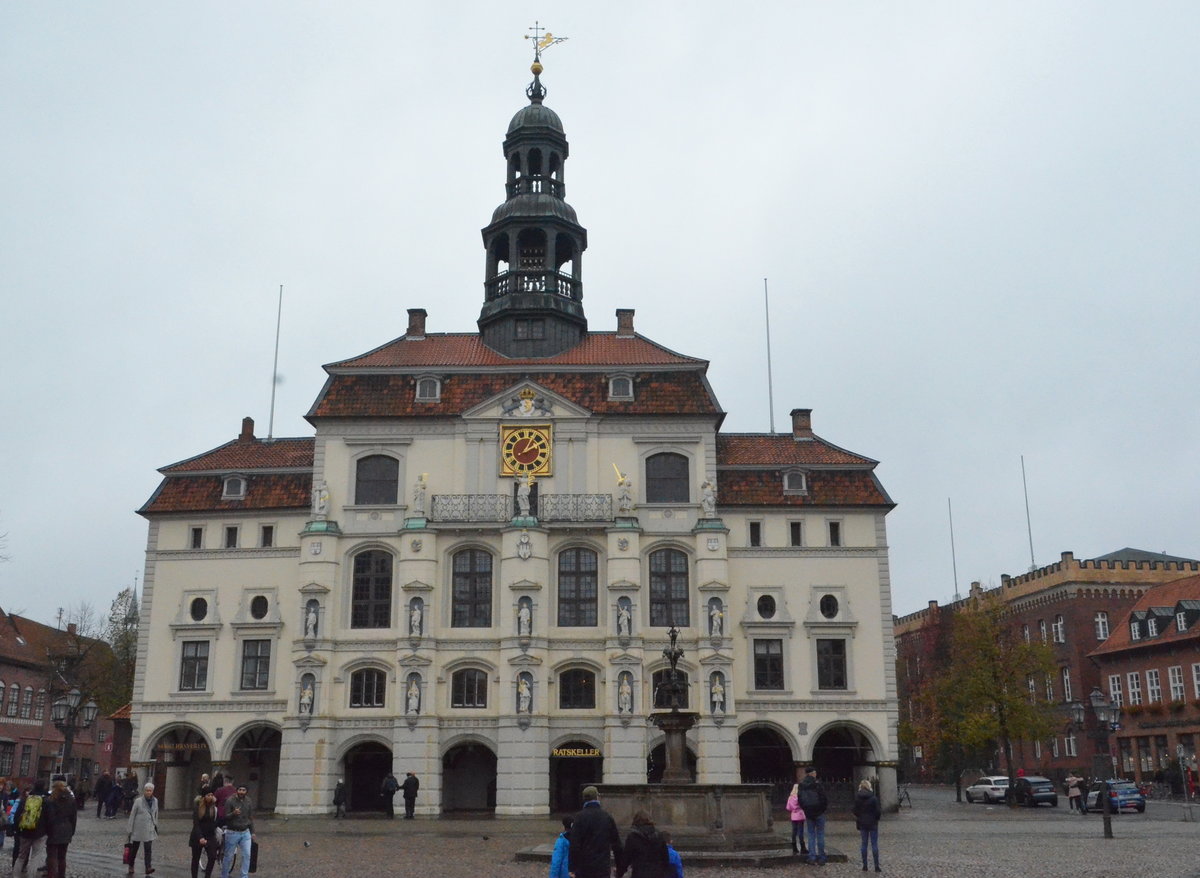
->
[{"left": 501, "top": 425, "right": 552, "bottom": 475}]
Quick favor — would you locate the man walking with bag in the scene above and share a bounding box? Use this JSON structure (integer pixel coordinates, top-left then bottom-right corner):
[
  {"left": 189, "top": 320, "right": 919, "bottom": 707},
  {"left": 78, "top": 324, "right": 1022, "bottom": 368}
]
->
[{"left": 219, "top": 784, "right": 255, "bottom": 878}]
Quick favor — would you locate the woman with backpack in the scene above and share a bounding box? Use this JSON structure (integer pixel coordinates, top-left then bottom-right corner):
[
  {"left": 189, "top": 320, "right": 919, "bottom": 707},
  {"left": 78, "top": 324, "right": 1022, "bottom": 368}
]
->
[
  {"left": 126, "top": 782, "right": 159, "bottom": 875},
  {"left": 44, "top": 779, "right": 77, "bottom": 878},
  {"left": 14, "top": 779, "right": 48, "bottom": 872}
]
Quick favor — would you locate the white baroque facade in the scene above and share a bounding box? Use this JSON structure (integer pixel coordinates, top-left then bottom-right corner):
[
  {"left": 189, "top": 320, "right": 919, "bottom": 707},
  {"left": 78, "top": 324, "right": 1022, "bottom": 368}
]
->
[{"left": 132, "top": 64, "right": 900, "bottom": 816}]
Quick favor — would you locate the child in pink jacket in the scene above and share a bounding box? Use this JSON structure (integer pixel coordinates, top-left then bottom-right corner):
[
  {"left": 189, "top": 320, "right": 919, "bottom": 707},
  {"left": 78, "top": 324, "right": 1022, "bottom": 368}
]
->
[{"left": 785, "top": 783, "right": 808, "bottom": 856}]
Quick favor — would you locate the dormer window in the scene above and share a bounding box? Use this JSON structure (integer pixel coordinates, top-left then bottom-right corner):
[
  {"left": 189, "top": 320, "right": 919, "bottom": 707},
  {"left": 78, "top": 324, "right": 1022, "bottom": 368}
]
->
[
  {"left": 415, "top": 376, "right": 441, "bottom": 402},
  {"left": 1178, "top": 611, "right": 1188, "bottom": 632},
  {"left": 1130, "top": 622, "right": 1141, "bottom": 641},
  {"left": 1147, "top": 617, "right": 1158, "bottom": 637},
  {"left": 222, "top": 475, "right": 247, "bottom": 499},
  {"left": 783, "top": 470, "right": 808, "bottom": 494},
  {"left": 608, "top": 375, "right": 634, "bottom": 401}
]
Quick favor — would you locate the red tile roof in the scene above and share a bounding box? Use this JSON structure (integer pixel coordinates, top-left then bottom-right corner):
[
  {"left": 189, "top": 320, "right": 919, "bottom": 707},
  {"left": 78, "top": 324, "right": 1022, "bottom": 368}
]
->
[
  {"left": 161, "top": 438, "right": 314, "bottom": 473},
  {"left": 0, "top": 609, "right": 110, "bottom": 672},
  {"left": 718, "top": 434, "right": 877, "bottom": 467},
  {"left": 329, "top": 333, "right": 706, "bottom": 369},
  {"left": 1089, "top": 573, "right": 1200, "bottom": 657},
  {"left": 139, "top": 472, "right": 312, "bottom": 515},
  {"left": 717, "top": 469, "right": 893, "bottom": 507},
  {"left": 109, "top": 702, "right": 132, "bottom": 720},
  {"left": 308, "top": 371, "right": 721, "bottom": 418}
]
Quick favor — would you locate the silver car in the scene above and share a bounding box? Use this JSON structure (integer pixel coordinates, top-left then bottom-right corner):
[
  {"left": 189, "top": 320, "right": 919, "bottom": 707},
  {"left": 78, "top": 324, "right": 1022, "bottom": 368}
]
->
[{"left": 965, "top": 775, "right": 1011, "bottom": 804}]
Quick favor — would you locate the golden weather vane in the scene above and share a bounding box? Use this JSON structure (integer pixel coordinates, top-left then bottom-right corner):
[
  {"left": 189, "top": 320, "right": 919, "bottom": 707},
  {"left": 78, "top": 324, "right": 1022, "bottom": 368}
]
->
[{"left": 524, "top": 20, "right": 568, "bottom": 61}]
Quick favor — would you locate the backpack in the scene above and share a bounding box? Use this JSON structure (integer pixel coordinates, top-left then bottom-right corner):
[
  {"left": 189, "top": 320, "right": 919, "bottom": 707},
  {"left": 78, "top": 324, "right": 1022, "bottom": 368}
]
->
[
  {"left": 19, "top": 795, "right": 42, "bottom": 832},
  {"left": 383, "top": 776, "right": 399, "bottom": 794},
  {"left": 798, "top": 784, "right": 822, "bottom": 812}
]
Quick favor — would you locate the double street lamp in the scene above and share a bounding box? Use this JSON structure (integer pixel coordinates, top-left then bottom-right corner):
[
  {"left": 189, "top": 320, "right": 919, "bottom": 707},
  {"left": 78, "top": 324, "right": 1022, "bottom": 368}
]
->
[
  {"left": 51, "top": 688, "right": 100, "bottom": 778},
  {"left": 1070, "top": 686, "right": 1121, "bottom": 840}
]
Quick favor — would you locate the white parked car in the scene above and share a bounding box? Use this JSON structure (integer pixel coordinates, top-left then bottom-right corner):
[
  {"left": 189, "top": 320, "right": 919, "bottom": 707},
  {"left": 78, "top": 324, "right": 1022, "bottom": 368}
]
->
[{"left": 965, "top": 775, "right": 1011, "bottom": 804}]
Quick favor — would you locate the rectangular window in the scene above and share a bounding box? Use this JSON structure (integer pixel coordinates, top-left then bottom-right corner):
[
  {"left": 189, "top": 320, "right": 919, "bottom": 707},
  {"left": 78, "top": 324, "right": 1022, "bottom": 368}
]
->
[
  {"left": 19, "top": 688, "right": 31, "bottom": 719},
  {"left": 789, "top": 521, "right": 802, "bottom": 547},
  {"left": 1127, "top": 672, "right": 1143, "bottom": 706},
  {"left": 1022, "top": 624, "right": 1030, "bottom": 643},
  {"left": 558, "top": 549, "right": 599, "bottom": 627},
  {"left": 1169, "top": 665, "right": 1185, "bottom": 702},
  {"left": 1051, "top": 737, "right": 1059, "bottom": 758},
  {"left": 1109, "top": 674, "right": 1123, "bottom": 707},
  {"left": 179, "top": 641, "right": 209, "bottom": 691},
  {"left": 1065, "top": 734, "right": 1078, "bottom": 757},
  {"left": 1062, "top": 667, "right": 1073, "bottom": 702},
  {"left": 514, "top": 318, "right": 546, "bottom": 340},
  {"left": 224, "top": 526, "right": 239, "bottom": 549},
  {"left": 1094, "top": 611, "right": 1109, "bottom": 640},
  {"left": 0, "top": 742, "right": 12, "bottom": 776},
  {"left": 1146, "top": 669, "right": 1162, "bottom": 703},
  {"left": 817, "top": 639, "right": 848, "bottom": 690},
  {"left": 1178, "top": 612, "right": 1188, "bottom": 632},
  {"left": 260, "top": 525, "right": 274, "bottom": 548},
  {"left": 190, "top": 527, "right": 203, "bottom": 549},
  {"left": 19, "top": 744, "right": 31, "bottom": 777},
  {"left": 240, "top": 639, "right": 271, "bottom": 690},
  {"left": 1192, "top": 663, "right": 1200, "bottom": 699},
  {"left": 1039, "top": 620, "right": 1048, "bottom": 643},
  {"left": 748, "top": 521, "right": 762, "bottom": 547},
  {"left": 827, "top": 521, "right": 842, "bottom": 547},
  {"left": 1130, "top": 622, "right": 1141, "bottom": 641},
  {"left": 1148, "top": 617, "right": 1158, "bottom": 637},
  {"left": 1034, "top": 740, "right": 1042, "bottom": 759},
  {"left": 1052, "top": 617, "right": 1066, "bottom": 643},
  {"left": 451, "top": 670, "right": 487, "bottom": 708},
  {"left": 753, "top": 639, "right": 784, "bottom": 690},
  {"left": 1044, "top": 673, "right": 1054, "bottom": 702},
  {"left": 1027, "top": 676, "right": 1037, "bottom": 701},
  {"left": 98, "top": 730, "right": 108, "bottom": 743}
]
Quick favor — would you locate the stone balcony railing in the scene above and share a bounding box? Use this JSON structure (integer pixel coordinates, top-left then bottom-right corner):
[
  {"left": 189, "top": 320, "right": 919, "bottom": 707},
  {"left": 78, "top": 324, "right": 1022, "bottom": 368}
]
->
[{"left": 430, "top": 493, "right": 613, "bottom": 523}]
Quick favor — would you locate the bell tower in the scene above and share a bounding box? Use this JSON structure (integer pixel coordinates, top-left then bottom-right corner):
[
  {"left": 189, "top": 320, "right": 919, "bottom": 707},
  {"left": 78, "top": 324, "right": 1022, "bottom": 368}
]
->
[{"left": 478, "top": 56, "right": 588, "bottom": 357}]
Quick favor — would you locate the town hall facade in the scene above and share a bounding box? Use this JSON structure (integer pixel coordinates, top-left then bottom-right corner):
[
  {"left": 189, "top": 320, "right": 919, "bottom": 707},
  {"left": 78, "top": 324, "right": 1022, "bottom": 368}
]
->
[{"left": 132, "top": 61, "right": 900, "bottom": 815}]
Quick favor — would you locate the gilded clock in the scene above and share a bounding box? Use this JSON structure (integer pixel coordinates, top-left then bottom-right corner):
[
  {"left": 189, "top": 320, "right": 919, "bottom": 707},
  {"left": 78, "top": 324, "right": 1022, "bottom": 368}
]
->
[{"left": 500, "top": 424, "right": 552, "bottom": 475}]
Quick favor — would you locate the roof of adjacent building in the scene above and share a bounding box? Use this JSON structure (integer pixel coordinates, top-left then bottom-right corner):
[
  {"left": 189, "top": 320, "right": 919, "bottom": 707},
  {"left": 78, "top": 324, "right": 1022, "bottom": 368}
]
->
[
  {"left": 1089, "top": 573, "right": 1200, "bottom": 657},
  {"left": 717, "top": 434, "right": 878, "bottom": 467},
  {"left": 1090, "top": 548, "right": 1199, "bottom": 565},
  {"left": 0, "top": 607, "right": 102, "bottom": 673}
]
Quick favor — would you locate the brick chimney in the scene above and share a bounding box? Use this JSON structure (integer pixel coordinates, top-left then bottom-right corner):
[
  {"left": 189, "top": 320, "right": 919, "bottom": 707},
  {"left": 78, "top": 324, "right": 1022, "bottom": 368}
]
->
[
  {"left": 239, "top": 417, "right": 255, "bottom": 443},
  {"left": 407, "top": 308, "right": 428, "bottom": 339},
  {"left": 615, "top": 308, "right": 635, "bottom": 337},
  {"left": 67, "top": 623, "right": 77, "bottom": 636},
  {"left": 790, "top": 408, "right": 813, "bottom": 440}
]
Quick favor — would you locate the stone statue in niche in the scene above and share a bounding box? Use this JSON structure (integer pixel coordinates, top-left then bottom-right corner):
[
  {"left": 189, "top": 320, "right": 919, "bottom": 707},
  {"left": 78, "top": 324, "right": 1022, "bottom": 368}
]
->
[
  {"left": 305, "top": 604, "right": 319, "bottom": 638},
  {"left": 709, "top": 602, "right": 723, "bottom": 637},
  {"left": 518, "top": 600, "right": 532, "bottom": 636},
  {"left": 410, "top": 601, "right": 423, "bottom": 636},
  {"left": 299, "top": 680, "right": 314, "bottom": 715},
  {"left": 411, "top": 473, "right": 428, "bottom": 516},
  {"left": 617, "top": 602, "right": 631, "bottom": 637},
  {"left": 311, "top": 480, "right": 330, "bottom": 518},
  {"left": 700, "top": 475, "right": 717, "bottom": 517},
  {"left": 618, "top": 675, "right": 633, "bottom": 715},
  {"left": 711, "top": 676, "right": 725, "bottom": 714},
  {"left": 518, "top": 676, "right": 532, "bottom": 713},
  {"left": 516, "top": 474, "right": 533, "bottom": 517},
  {"left": 615, "top": 468, "right": 634, "bottom": 514},
  {"left": 407, "top": 679, "right": 420, "bottom": 715}
]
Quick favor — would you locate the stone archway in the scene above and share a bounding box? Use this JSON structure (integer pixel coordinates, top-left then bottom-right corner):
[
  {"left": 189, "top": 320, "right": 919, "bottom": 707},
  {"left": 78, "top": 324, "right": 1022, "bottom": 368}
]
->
[
  {"left": 739, "top": 726, "right": 797, "bottom": 784},
  {"left": 810, "top": 725, "right": 874, "bottom": 783},
  {"left": 224, "top": 725, "right": 282, "bottom": 812},
  {"left": 646, "top": 742, "right": 696, "bottom": 783},
  {"left": 343, "top": 741, "right": 392, "bottom": 813},
  {"left": 442, "top": 741, "right": 497, "bottom": 813},
  {"left": 144, "top": 725, "right": 212, "bottom": 810},
  {"left": 549, "top": 739, "right": 603, "bottom": 813}
]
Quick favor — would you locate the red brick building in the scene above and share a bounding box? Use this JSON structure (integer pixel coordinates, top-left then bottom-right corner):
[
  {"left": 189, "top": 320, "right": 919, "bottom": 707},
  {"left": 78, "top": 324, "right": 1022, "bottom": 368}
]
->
[
  {"left": 0, "top": 608, "right": 117, "bottom": 787},
  {"left": 1090, "top": 574, "right": 1200, "bottom": 788},
  {"left": 895, "top": 549, "right": 1199, "bottom": 781}
]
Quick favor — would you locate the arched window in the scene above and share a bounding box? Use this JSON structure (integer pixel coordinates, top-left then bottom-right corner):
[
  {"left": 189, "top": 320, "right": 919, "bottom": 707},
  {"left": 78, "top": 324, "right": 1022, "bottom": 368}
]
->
[
  {"left": 5, "top": 684, "right": 17, "bottom": 717},
  {"left": 649, "top": 548, "right": 689, "bottom": 627},
  {"left": 451, "top": 669, "right": 488, "bottom": 708},
  {"left": 351, "top": 550, "right": 393, "bottom": 629},
  {"left": 557, "top": 548, "right": 598, "bottom": 627},
  {"left": 452, "top": 550, "right": 492, "bottom": 628},
  {"left": 355, "top": 455, "right": 399, "bottom": 505},
  {"left": 349, "top": 668, "right": 386, "bottom": 708},
  {"left": 559, "top": 669, "right": 596, "bottom": 709},
  {"left": 416, "top": 377, "right": 440, "bottom": 401},
  {"left": 652, "top": 668, "right": 688, "bottom": 709},
  {"left": 645, "top": 453, "right": 689, "bottom": 503}
]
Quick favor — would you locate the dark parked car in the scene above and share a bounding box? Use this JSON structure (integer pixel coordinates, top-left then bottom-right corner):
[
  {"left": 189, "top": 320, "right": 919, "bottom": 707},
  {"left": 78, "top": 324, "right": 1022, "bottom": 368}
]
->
[
  {"left": 1083, "top": 780, "right": 1145, "bottom": 813},
  {"left": 1013, "top": 775, "right": 1058, "bottom": 807}
]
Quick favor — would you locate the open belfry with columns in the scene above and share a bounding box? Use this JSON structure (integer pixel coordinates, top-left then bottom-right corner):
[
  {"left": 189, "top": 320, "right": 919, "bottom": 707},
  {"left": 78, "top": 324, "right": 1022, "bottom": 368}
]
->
[{"left": 132, "top": 50, "right": 901, "bottom": 816}]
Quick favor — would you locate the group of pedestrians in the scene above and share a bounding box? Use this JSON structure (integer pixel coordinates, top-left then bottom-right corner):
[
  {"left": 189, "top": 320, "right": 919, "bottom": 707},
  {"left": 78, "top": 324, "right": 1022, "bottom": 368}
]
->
[
  {"left": 556, "top": 785, "right": 682, "bottom": 878},
  {"left": 3, "top": 776, "right": 78, "bottom": 878}
]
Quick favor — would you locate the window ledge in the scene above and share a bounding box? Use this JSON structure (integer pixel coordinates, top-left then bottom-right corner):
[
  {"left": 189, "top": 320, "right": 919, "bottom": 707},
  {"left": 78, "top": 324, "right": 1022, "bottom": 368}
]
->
[
  {"left": 748, "top": 688, "right": 792, "bottom": 696},
  {"left": 232, "top": 689, "right": 275, "bottom": 697},
  {"left": 812, "top": 688, "right": 856, "bottom": 696},
  {"left": 170, "top": 691, "right": 214, "bottom": 699}
]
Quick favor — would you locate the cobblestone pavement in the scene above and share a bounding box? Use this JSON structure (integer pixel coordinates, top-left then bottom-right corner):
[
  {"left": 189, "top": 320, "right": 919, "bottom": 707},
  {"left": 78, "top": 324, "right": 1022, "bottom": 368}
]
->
[{"left": 10, "top": 785, "right": 1199, "bottom": 878}]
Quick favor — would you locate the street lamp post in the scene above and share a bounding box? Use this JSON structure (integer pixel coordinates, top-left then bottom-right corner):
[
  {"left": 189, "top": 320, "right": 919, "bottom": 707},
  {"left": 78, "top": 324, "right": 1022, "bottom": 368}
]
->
[
  {"left": 1070, "top": 687, "right": 1121, "bottom": 840},
  {"left": 50, "top": 688, "right": 100, "bottom": 779}
]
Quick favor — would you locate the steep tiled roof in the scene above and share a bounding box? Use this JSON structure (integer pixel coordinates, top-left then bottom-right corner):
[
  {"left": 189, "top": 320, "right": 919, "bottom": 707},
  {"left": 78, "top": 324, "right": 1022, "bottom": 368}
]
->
[
  {"left": 717, "top": 469, "right": 893, "bottom": 507},
  {"left": 308, "top": 371, "right": 721, "bottom": 418},
  {"left": 0, "top": 608, "right": 104, "bottom": 671},
  {"left": 139, "top": 472, "right": 312, "bottom": 515},
  {"left": 718, "top": 434, "right": 877, "bottom": 467},
  {"left": 160, "top": 437, "right": 314, "bottom": 473},
  {"left": 1090, "top": 574, "right": 1200, "bottom": 656},
  {"left": 329, "top": 333, "right": 706, "bottom": 369},
  {"left": 109, "top": 702, "right": 132, "bottom": 721}
]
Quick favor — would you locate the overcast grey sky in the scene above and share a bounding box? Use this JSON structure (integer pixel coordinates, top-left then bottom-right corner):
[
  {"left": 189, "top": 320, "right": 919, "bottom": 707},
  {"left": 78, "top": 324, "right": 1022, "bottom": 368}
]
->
[{"left": 3, "top": 3, "right": 1198, "bottom": 626}]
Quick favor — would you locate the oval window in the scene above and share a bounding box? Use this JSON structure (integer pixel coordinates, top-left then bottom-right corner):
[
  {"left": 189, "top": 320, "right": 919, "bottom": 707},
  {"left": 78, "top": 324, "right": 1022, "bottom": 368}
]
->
[
  {"left": 189, "top": 597, "right": 208, "bottom": 622},
  {"left": 820, "top": 594, "right": 839, "bottom": 619},
  {"left": 250, "top": 595, "right": 269, "bottom": 620},
  {"left": 757, "top": 595, "right": 776, "bottom": 619}
]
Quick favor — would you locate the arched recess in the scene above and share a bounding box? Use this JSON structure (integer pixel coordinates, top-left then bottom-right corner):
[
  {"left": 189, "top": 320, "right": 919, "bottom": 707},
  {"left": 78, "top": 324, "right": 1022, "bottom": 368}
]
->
[
  {"left": 807, "top": 721, "right": 883, "bottom": 811},
  {"left": 141, "top": 723, "right": 213, "bottom": 811},
  {"left": 441, "top": 736, "right": 497, "bottom": 813},
  {"left": 646, "top": 738, "right": 697, "bottom": 784},
  {"left": 738, "top": 722, "right": 799, "bottom": 785},
  {"left": 550, "top": 736, "right": 603, "bottom": 813},
  {"left": 341, "top": 739, "right": 393, "bottom": 813},
  {"left": 222, "top": 721, "right": 283, "bottom": 812}
]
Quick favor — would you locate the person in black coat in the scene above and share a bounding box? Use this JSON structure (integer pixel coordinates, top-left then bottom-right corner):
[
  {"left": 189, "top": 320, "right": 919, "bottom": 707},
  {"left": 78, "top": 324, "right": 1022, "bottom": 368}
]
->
[
  {"left": 851, "top": 779, "right": 882, "bottom": 872},
  {"left": 400, "top": 772, "right": 419, "bottom": 819},
  {"left": 568, "top": 786, "right": 622, "bottom": 878},
  {"left": 94, "top": 773, "right": 114, "bottom": 819},
  {"left": 43, "top": 780, "right": 77, "bottom": 878},
  {"left": 332, "top": 781, "right": 347, "bottom": 819},
  {"left": 617, "top": 810, "right": 669, "bottom": 878},
  {"left": 188, "top": 787, "right": 220, "bottom": 878}
]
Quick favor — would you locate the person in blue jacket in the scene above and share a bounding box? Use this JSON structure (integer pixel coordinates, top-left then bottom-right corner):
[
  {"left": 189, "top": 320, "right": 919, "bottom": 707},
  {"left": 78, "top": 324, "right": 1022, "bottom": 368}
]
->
[
  {"left": 549, "top": 816, "right": 573, "bottom": 878},
  {"left": 662, "top": 831, "right": 684, "bottom": 878}
]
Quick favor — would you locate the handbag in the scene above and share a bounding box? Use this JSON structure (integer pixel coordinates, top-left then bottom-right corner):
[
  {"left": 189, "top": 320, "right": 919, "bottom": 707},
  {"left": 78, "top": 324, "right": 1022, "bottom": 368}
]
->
[
  {"left": 248, "top": 840, "right": 259, "bottom": 874},
  {"left": 122, "top": 840, "right": 133, "bottom": 865}
]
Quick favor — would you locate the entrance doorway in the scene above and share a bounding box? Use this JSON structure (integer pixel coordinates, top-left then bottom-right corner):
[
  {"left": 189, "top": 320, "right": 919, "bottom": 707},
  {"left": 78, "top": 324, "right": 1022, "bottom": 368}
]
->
[
  {"left": 344, "top": 742, "right": 393, "bottom": 813},
  {"left": 149, "top": 727, "right": 212, "bottom": 810},
  {"left": 810, "top": 726, "right": 870, "bottom": 783},
  {"left": 550, "top": 741, "right": 603, "bottom": 813},
  {"left": 646, "top": 743, "right": 696, "bottom": 783},
  {"left": 442, "top": 742, "right": 497, "bottom": 812},
  {"left": 739, "top": 727, "right": 796, "bottom": 784},
  {"left": 227, "top": 726, "right": 281, "bottom": 811}
]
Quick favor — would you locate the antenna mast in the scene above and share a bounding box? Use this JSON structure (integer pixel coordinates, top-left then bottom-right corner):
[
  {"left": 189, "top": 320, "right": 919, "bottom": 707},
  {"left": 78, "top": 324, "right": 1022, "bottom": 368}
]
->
[
  {"left": 1021, "top": 454, "right": 1036, "bottom": 571},
  {"left": 948, "top": 498, "right": 960, "bottom": 602},
  {"left": 268, "top": 284, "right": 283, "bottom": 439},
  {"left": 764, "top": 278, "right": 776, "bottom": 433}
]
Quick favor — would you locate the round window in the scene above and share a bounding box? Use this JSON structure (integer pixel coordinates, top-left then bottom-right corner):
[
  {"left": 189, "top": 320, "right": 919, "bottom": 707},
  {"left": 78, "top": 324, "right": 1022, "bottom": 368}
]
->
[
  {"left": 189, "top": 597, "right": 208, "bottom": 622},
  {"left": 820, "top": 594, "right": 839, "bottom": 619},
  {"left": 757, "top": 595, "right": 776, "bottom": 619},
  {"left": 250, "top": 595, "right": 269, "bottom": 620}
]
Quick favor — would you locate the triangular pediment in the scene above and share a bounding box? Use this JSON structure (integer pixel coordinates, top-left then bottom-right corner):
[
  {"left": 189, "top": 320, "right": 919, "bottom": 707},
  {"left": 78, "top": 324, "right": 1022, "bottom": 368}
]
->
[
  {"left": 698, "top": 579, "right": 729, "bottom": 593},
  {"left": 609, "top": 651, "right": 642, "bottom": 666},
  {"left": 462, "top": 381, "right": 592, "bottom": 420},
  {"left": 299, "top": 581, "right": 330, "bottom": 596},
  {"left": 698, "top": 653, "right": 733, "bottom": 668},
  {"left": 399, "top": 654, "right": 433, "bottom": 668},
  {"left": 508, "top": 653, "right": 544, "bottom": 667},
  {"left": 607, "top": 579, "right": 639, "bottom": 592},
  {"left": 508, "top": 578, "right": 542, "bottom": 592},
  {"left": 292, "top": 654, "right": 328, "bottom": 669},
  {"left": 402, "top": 579, "right": 434, "bottom": 593}
]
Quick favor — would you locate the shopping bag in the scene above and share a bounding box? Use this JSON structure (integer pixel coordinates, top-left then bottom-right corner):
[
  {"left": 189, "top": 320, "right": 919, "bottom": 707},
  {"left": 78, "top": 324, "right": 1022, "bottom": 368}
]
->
[
  {"left": 248, "top": 839, "right": 259, "bottom": 874},
  {"left": 122, "top": 842, "right": 133, "bottom": 865}
]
